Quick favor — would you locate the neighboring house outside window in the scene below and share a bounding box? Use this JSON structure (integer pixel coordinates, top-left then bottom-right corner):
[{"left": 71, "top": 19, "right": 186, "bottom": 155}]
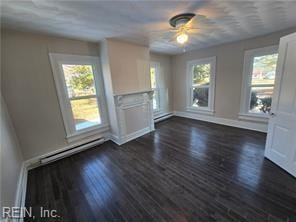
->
[
  {"left": 239, "top": 45, "right": 278, "bottom": 122},
  {"left": 49, "top": 53, "right": 108, "bottom": 142},
  {"left": 186, "top": 57, "right": 216, "bottom": 115}
]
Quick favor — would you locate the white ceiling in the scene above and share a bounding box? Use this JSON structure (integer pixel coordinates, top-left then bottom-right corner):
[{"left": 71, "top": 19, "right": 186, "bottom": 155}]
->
[{"left": 1, "top": 0, "right": 296, "bottom": 54}]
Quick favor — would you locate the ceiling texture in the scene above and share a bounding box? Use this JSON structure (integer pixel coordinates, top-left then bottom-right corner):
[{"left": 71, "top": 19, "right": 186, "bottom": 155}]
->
[{"left": 1, "top": 0, "right": 296, "bottom": 54}]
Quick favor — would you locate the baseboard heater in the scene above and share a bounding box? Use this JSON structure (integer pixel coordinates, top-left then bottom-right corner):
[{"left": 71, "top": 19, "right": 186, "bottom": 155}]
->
[
  {"left": 40, "top": 137, "right": 105, "bottom": 165},
  {"left": 154, "top": 113, "right": 174, "bottom": 123}
]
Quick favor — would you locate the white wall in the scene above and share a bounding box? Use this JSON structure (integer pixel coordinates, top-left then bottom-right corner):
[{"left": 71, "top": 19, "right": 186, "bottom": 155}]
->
[
  {"left": 172, "top": 28, "right": 296, "bottom": 130},
  {"left": 0, "top": 95, "right": 24, "bottom": 209},
  {"left": 150, "top": 52, "right": 173, "bottom": 118}
]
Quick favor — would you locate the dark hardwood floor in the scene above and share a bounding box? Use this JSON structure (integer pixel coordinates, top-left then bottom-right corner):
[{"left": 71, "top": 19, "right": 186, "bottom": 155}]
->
[{"left": 25, "top": 117, "right": 296, "bottom": 222}]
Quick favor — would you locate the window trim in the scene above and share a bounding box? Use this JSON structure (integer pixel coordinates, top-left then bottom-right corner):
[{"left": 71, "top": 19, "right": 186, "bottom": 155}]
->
[
  {"left": 150, "top": 61, "right": 161, "bottom": 113},
  {"left": 239, "top": 45, "right": 278, "bottom": 122},
  {"left": 186, "top": 56, "right": 216, "bottom": 115},
  {"left": 49, "top": 53, "right": 109, "bottom": 142}
]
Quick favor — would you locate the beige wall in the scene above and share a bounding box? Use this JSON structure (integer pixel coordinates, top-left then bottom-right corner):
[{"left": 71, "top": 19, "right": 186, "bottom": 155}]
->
[
  {"left": 106, "top": 39, "right": 151, "bottom": 95},
  {"left": 1, "top": 29, "right": 100, "bottom": 160},
  {"left": 101, "top": 39, "right": 153, "bottom": 139},
  {"left": 172, "top": 28, "right": 296, "bottom": 122},
  {"left": 0, "top": 95, "right": 23, "bottom": 209},
  {"left": 150, "top": 52, "right": 173, "bottom": 117},
  {"left": 100, "top": 40, "right": 119, "bottom": 136},
  {"left": 3, "top": 27, "right": 296, "bottom": 161}
]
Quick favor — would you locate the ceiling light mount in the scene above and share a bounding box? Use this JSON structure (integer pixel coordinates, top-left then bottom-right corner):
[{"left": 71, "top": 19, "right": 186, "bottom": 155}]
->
[{"left": 169, "top": 13, "right": 196, "bottom": 28}]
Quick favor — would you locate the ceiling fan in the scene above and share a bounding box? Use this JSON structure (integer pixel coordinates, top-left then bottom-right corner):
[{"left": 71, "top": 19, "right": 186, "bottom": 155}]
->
[
  {"left": 169, "top": 13, "right": 196, "bottom": 44},
  {"left": 152, "top": 13, "right": 214, "bottom": 45}
]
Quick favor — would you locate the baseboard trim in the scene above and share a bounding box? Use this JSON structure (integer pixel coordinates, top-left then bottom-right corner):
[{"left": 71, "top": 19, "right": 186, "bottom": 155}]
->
[
  {"left": 111, "top": 127, "right": 153, "bottom": 145},
  {"left": 24, "top": 132, "right": 110, "bottom": 169},
  {"left": 174, "top": 111, "right": 268, "bottom": 133},
  {"left": 40, "top": 138, "right": 105, "bottom": 165},
  {"left": 154, "top": 112, "right": 174, "bottom": 123}
]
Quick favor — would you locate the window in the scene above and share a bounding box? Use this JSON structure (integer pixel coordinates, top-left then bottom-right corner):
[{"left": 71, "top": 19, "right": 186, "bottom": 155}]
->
[
  {"left": 187, "top": 57, "right": 216, "bottom": 114},
  {"left": 150, "top": 62, "right": 160, "bottom": 112},
  {"left": 49, "top": 54, "right": 108, "bottom": 142},
  {"left": 240, "top": 46, "right": 278, "bottom": 121}
]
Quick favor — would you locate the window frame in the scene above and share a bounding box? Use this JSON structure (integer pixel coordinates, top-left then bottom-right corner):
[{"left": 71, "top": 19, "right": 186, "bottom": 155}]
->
[
  {"left": 49, "top": 53, "right": 109, "bottom": 142},
  {"left": 239, "top": 45, "right": 278, "bottom": 122},
  {"left": 186, "top": 56, "right": 216, "bottom": 114},
  {"left": 150, "top": 61, "right": 161, "bottom": 113}
]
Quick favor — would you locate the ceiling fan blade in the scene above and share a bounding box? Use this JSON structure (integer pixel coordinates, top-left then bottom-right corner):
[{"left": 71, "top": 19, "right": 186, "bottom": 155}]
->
[
  {"left": 149, "top": 28, "right": 179, "bottom": 34},
  {"left": 188, "top": 30, "right": 214, "bottom": 35},
  {"left": 190, "top": 26, "right": 216, "bottom": 30},
  {"left": 187, "top": 29, "right": 202, "bottom": 34},
  {"left": 150, "top": 31, "right": 178, "bottom": 42},
  {"left": 170, "top": 28, "right": 179, "bottom": 32},
  {"left": 186, "top": 17, "right": 196, "bottom": 28},
  {"left": 161, "top": 32, "right": 179, "bottom": 43},
  {"left": 185, "top": 14, "right": 216, "bottom": 30},
  {"left": 166, "top": 38, "right": 176, "bottom": 43}
]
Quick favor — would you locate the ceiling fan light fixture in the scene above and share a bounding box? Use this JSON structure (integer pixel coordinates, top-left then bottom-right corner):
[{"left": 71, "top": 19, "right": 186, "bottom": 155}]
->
[
  {"left": 177, "top": 33, "right": 188, "bottom": 44},
  {"left": 169, "top": 13, "right": 196, "bottom": 28}
]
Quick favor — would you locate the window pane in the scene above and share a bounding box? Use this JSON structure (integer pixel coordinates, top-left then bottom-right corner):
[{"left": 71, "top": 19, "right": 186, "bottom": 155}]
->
[
  {"left": 62, "top": 65, "right": 97, "bottom": 98},
  {"left": 192, "top": 87, "right": 209, "bottom": 107},
  {"left": 251, "top": 54, "right": 278, "bottom": 85},
  {"left": 249, "top": 86, "right": 273, "bottom": 114},
  {"left": 152, "top": 90, "right": 158, "bottom": 110},
  {"left": 70, "top": 97, "right": 101, "bottom": 130},
  {"left": 150, "top": 67, "right": 156, "bottom": 88},
  {"left": 193, "top": 64, "right": 210, "bottom": 86}
]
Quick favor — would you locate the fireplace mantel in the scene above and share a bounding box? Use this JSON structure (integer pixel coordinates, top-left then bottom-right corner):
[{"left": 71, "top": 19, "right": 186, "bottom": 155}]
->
[{"left": 110, "top": 90, "right": 154, "bottom": 145}]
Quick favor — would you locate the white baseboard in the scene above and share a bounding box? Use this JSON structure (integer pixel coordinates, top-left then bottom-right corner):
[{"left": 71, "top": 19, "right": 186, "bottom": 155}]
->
[
  {"left": 111, "top": 126, "right": 153, "bottom": 145},
  {"left": 174, "top": 111, "right": 268, "bottom": 133},
  {"left": 40, "top": 138, "right": 105, "bottom": 165},
  {"left": 154, "top": 112, "right": 174, "bottom": 123},
  {"left": 24, "top": 132, "right": 110, "bottom": 169}
]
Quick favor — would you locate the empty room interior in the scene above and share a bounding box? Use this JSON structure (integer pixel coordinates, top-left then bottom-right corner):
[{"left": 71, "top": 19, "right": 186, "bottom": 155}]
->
[{"left": 1, "top": 1, "right": 296, "bottom": 221}]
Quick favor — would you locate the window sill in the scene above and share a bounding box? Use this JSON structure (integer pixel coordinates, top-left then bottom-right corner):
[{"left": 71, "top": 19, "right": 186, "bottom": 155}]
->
[
  {"left": 238, "top": 113, "right": 269, "bottom": 123},
  {"left": 186, "top": 107, "right": 214, "bottom": 116},
  {"left": 66, "top": 124, "right": 110, "bottom": 143}
]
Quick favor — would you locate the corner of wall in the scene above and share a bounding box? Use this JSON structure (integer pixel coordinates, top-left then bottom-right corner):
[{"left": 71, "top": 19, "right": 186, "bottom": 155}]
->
[
  {"left": 0, "top": 95, "right": 27, "bottom": 211},
  {"left": 100, "top": 40, "right": 119, "bottom": 136}
]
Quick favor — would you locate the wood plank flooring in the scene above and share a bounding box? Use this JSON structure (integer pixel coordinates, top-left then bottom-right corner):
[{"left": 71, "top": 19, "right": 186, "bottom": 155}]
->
[{"left": 25, "top": 117, "right": 296, "bottom": 222}]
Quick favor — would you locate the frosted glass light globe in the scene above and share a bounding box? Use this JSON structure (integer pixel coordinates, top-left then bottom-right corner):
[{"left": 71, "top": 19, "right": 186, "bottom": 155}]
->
[{"left": 177, "top": 33, "right": 188, "bottom": 44}]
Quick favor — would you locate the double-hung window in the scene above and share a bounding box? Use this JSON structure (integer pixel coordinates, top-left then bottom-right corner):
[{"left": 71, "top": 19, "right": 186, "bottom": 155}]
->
[
  {"left": 150, "top": 62, "right": 160, "bottom": 112},
  {"left": 239, "top": 46, "right": 278, "bottom": 121},
  {"left": 187, "top": 57, "right": 216, "bottom": 114},
  {"left": 49, "top": 53, "right": 108, "bottom": 142}
]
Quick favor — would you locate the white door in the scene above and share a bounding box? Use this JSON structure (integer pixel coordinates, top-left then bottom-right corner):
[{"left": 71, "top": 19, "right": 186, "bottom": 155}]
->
[{"left": 264, "top": 32, "right": 296, "bottom": 177}]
